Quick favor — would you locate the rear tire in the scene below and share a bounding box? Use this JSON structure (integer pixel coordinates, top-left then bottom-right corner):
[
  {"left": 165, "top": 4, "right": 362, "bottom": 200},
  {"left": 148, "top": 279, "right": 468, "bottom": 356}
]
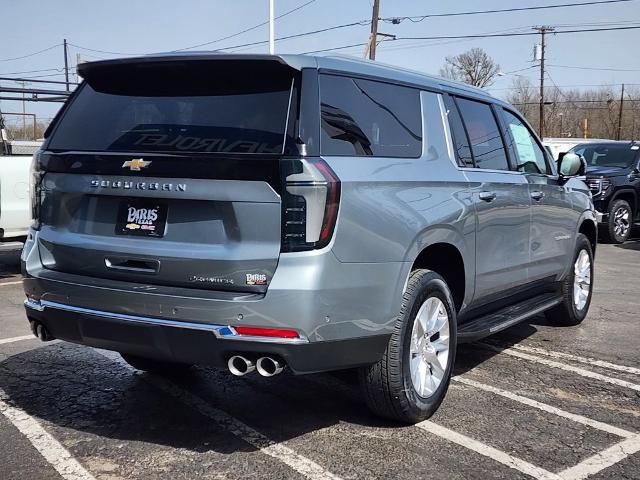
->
[
  {"left": 601, "top": 199, "right": 632, "bottom": 244},
  {"left": 359, "top": 269, "right": 457, "bottom": 424},
  {"left": 545, "top": 233, "right": 594, "bottom": 326},
  {"left": 120, "top": 353, "right": 193, "bottom": 375}
]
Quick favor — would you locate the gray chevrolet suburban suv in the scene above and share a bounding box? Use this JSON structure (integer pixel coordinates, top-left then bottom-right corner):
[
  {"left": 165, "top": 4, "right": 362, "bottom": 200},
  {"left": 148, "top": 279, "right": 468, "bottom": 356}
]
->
[{"left": 22, "top": 54, "right": 597, "bottom": 423}]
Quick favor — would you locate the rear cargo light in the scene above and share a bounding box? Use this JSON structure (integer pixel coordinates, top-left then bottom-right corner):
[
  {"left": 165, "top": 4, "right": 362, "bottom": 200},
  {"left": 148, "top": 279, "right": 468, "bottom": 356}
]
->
[
  {"left": 234, "top": 326, "right": 300, "bottom": 339},
  {"left": 281, "top": 158, "right": 340, "bottom": 252}
]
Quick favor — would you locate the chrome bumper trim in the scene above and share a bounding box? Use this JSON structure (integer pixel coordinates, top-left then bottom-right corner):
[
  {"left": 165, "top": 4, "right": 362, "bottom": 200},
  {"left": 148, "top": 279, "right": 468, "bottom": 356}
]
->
[{"left": 24, "top": 298, "right": 309, "bottom": 344}]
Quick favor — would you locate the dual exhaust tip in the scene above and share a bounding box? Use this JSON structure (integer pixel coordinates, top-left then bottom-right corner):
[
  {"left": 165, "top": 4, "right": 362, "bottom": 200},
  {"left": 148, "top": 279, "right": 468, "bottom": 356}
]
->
[
  {"left": 228, "top": 355, "right": 284, "bottom": 377},
  {"left": 29, "top": 320, "right": 54, "bottom": 342}
]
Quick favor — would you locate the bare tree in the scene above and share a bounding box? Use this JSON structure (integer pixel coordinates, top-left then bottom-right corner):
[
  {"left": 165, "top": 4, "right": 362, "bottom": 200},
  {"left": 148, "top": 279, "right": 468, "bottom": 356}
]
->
[{"left": 439, "top": 48, "right": 500, "bottom": 88}]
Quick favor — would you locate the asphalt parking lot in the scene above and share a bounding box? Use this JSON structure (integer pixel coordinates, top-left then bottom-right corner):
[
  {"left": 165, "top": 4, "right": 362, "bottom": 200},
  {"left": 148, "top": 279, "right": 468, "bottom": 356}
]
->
[{"left": 0, "top": 239, "right": 639, "bottom": 480}]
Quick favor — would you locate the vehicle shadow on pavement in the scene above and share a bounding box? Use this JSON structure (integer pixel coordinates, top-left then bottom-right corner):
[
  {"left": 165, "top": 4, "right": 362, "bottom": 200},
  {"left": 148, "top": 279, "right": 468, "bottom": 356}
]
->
[
  {"left": 0, "top": 251, "right": 21, "bottom": 279},
  {"left": 453, "top": 316, "right": 544, "bottom": 376},
  {"left": 614, "top": 238, "right": 640, "bottom": 251},
  {"left": 0, "top": 317, "right": 544, "bottom": 451}
]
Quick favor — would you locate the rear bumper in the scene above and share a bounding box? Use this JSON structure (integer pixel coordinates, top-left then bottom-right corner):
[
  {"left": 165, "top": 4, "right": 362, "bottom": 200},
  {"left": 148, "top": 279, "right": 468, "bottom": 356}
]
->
[
  {"left": 24, "top": 298, "right": 389, "bottom": 374},
  {"left": 22, "top": 230, "right": 406, "bottom": 373}
]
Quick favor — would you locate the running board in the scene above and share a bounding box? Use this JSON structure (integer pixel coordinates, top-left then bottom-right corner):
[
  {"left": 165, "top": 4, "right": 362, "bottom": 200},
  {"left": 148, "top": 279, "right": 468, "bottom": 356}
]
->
[{"left": 458, "top": 293, "right": 562, "bottom": 343}]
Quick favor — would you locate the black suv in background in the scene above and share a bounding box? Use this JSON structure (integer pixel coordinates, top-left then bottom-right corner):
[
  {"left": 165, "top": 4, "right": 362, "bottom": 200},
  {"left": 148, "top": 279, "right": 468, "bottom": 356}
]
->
[{"left": 570, "top": 141, "right": 640, "bottom": 243}]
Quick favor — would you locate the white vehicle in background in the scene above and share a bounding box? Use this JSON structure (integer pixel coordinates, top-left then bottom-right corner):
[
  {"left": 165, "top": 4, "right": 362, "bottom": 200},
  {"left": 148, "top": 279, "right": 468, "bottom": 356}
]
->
[
  {"left": 0, "top": 139, "right": 41, "bottom": 251},
  {"left": 543, "top": 137, "right": 607, "bottom": 161}
]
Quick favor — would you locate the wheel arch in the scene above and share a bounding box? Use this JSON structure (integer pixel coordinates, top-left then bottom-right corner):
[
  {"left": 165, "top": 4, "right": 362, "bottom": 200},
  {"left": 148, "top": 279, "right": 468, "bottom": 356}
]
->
[
  {"left": 578, "top": 217, "right": 597, "bottom": 256},
  {"left": 611, "top": 188, "right": 638, "bottom": 216},
  {"left": 401, "top": 225, "right": 471, "bottom": 314}
]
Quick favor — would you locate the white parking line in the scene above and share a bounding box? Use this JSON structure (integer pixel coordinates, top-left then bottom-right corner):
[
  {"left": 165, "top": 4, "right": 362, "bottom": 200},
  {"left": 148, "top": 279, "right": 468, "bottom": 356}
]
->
[
  {"left": 96, "top": 349, "right": 342, "bottom": 480},
  {"left": 415, "top": 421, "right": 561, "bottom": 480},
  {"left": 480, "top": 343, "right": 640, "bottom": 393},
  {"left": 493, "top": 343, "right": 640, "bottom": 376},
  {"left": 0, "top": 335, "right": 34, "bottom": 345},
  {"left": 0, "top": 280, "right": 22, "bottom": 286},
  {"left": 0, "top": 388, "right": 96, "bottom": 480},
  {"left": 454, "top": 377, "right": 636, "bottom": 439},
  {"left": 558, "top": 435, "right": 640, "bottom": 480}
]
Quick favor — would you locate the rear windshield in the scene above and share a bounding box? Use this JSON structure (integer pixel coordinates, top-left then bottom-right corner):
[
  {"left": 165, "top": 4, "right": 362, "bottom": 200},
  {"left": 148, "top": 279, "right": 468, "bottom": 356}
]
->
[
  {"left": 572, "top": 144, "right": 638, "bottom": 169},
  {"left": 48, "top": 62, "right": 295, "bottom": 155}
]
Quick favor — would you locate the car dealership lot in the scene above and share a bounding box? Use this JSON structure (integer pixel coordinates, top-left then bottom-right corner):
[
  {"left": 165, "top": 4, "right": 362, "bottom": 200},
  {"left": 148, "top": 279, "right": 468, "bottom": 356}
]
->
[{"left": 1, "top": 241, "right": 639, "bottom": 480}]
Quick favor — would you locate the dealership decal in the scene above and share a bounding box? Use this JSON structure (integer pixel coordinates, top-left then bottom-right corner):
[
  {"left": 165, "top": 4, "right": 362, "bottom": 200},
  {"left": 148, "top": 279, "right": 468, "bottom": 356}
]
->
[{"left": 246, "top": 273, "right": 268, "bottom": 286}]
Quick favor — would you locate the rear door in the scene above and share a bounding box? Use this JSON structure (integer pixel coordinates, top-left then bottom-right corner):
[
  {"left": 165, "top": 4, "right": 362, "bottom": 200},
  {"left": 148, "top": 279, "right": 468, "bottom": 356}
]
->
[
  {"left": 499, "top": 107, "right": 575, "bottom": 281},
  {"left": 446, "top": 95, "right": 531, "bottom": 301},
  {"left": 37, "top": 58, "right": 299, "bottom": 294}
]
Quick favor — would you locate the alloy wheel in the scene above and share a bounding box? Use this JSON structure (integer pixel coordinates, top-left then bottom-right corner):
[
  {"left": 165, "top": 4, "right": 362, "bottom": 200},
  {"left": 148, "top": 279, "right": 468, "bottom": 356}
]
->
[
  {"left": 409, "top": 297, "right": 450, "bottom": 398},
  {"left": 573, "top": 249, "right": 591, "bottom": 311},
  {"left": 613, "top": 206, "right": 630, "bottom": 240}
]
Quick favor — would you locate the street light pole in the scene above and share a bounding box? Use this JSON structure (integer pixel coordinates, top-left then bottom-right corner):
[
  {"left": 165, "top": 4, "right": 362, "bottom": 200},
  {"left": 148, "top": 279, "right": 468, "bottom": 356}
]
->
[{"left": 269, "top": 0, "right": 275, "bottom": 54}]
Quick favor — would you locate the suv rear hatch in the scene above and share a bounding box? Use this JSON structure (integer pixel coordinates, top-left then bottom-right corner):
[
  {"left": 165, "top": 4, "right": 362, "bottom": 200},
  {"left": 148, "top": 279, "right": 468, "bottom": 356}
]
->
[{"left": 35, "top": 57, "right": 300, "bottom": 294}]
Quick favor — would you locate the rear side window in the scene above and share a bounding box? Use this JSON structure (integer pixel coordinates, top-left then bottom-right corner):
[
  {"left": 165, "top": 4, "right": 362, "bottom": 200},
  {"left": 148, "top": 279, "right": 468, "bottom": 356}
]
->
[
  {"left": 443, "top": 95, "right": 474, "bottom": 167},
  {"left": 319, "top": 74, "right": 422, "bottom": 157},
  {"left": 48, "top": 63, "right": 295, "bottom": 155},
  {"left": 456, "top": 98, "right": 510, "bottom": 171},
  {"left": 501, "top": 109, "right": 550, "bottom": 175}
]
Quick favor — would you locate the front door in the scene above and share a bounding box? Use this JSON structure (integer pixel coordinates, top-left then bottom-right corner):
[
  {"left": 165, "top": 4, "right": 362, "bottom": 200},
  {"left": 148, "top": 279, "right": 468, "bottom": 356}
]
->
[
  {"left": 499, "top": 108, "right": 575, "bottom": 282},
  {"left": 450, "top": 97, "right": 532, "bottom": 301}
]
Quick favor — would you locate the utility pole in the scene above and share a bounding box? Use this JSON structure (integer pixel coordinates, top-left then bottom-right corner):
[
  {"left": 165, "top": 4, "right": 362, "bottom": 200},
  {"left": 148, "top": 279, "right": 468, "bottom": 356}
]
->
[
  {"left": 368, "top": 0, "right": 380, "bottom": 60},
  {"left": 269, "top": 0, "right": 275, "bottom": 54},
  {"left": 534, "top": 26, "right": 554, "bottom": 139},
  {"left": 63, "top": 38, "right": 70, "bottom": 92},
  {"left": 616, "top": 83, "right": 625, "bottom": 140}
]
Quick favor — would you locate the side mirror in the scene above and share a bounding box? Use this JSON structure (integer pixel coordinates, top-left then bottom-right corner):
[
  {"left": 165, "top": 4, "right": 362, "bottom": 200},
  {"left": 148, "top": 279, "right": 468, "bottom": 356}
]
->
[{"left": 558, "top": 152, "right": 584, "bottom": 178}]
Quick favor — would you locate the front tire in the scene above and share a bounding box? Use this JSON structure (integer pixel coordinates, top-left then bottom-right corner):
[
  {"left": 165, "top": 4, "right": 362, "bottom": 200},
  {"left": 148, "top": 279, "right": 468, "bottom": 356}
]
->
[
  {"left": 360, "top": 269, "right": 457, "bottom": 424},
  {"left": 120, "top": 353, "right": 193, "bottom": 375},
  {"left": 602, "top": 199, "right": 632, "bottom": 244},
  {"left": 545, "top": 233, "right": 594, "bottom": 326}
]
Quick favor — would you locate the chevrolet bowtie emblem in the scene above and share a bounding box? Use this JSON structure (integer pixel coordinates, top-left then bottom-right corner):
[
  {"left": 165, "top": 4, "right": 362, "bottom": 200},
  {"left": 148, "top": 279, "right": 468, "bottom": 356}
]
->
[{"left": 122, "top": 158, "right": 151, "bottom": 171}]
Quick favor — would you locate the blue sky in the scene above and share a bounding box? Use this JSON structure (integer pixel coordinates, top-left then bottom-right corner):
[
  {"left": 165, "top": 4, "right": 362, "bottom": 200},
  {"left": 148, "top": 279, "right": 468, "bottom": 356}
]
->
[{"left": 1, "top": 0, "right": 639, "bottom": 122}]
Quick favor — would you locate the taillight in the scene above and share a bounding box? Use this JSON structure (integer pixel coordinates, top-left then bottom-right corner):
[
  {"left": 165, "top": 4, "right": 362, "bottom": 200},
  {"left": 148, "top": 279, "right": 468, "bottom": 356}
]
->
[
  {"left": 281, "top": 158, "right": 340, "bottom": 252},
  {"left": 29, "top": 150, "right": 43, "bottom": 228}
]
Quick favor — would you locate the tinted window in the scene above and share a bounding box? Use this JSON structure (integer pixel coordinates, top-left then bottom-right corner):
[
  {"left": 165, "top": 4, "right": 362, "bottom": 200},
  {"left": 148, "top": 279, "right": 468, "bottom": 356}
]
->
[
  {"left": 502, "top": 109, "right": 550, "bottom": 174},
  {"left": 320, "top": 75, "right": 422, "bottom": 157},
  {"left": 571, "top": 144, "right": 638, "bottom": 169},
  {"left": 456, "top": 98, "right": 509, "bottom": 171},
  {"left": 49, "top": 74, "right": 293, "bottom": 154},
  {"left": 443, "top": 95, "right": 473, "bottom": 167}
]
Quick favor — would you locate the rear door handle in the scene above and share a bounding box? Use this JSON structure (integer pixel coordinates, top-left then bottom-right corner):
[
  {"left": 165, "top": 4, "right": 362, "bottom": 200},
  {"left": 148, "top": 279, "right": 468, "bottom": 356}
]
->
[
  {"left": 531, "top": 190, "right": 545, "bottom": 201},
  {"left": 479, "top": 191, "right": 497, "bottom": 202}
]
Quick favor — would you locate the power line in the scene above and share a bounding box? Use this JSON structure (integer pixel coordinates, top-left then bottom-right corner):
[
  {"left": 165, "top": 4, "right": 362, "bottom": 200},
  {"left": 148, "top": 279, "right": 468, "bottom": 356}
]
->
[
  {"left": 381, "top": 0, "right": 637, "bottom": 23},
  {"left": 301, "top": 42, "right": 369, "bottom": 55},
  {"left": 548, "top": 63, "right": 640, "bottom": 72},
  {"left": 0, "top": 44, "right": 62, "bottom": 62},
  {"left": 396, "top": 24, "right": 640, "bottom": 42},
  {"left": 172, "top": 0, "right": 316, "bottom": 52},
  {"left": 489, "top": 82, "right": 640, "bottom": 91},
  {"left": 307, "top": 25, "right": 640, "bottom": 56},
  {"left": 67, "top": 43, "right": 146, "bottom": 56},
  {"left": 219, "top": 21, "right": 370, "bottom": 52},
  {"left": 0, "top": 67, "right": 64, "bottom": 76}
]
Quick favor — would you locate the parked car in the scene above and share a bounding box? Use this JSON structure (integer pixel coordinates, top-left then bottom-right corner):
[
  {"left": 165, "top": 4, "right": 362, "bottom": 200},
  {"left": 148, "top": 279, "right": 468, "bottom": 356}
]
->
[
  {"left": 543, "top": 137, "right": 606, "bottom": 161},
  {"left": 569, "top": 140, "right": 640, "bottom": 243},
  {"left": 0, "top": 140, "right": 41, "bottom": 251},
  {"left": 22, "top": 54, "right": 597, "bottom": 423}
]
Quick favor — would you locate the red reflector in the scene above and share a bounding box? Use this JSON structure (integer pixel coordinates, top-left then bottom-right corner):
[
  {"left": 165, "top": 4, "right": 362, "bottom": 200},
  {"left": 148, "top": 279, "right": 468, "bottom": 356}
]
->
[{"left": 234, "top": 326, "right": 299, "bottom": 339}]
